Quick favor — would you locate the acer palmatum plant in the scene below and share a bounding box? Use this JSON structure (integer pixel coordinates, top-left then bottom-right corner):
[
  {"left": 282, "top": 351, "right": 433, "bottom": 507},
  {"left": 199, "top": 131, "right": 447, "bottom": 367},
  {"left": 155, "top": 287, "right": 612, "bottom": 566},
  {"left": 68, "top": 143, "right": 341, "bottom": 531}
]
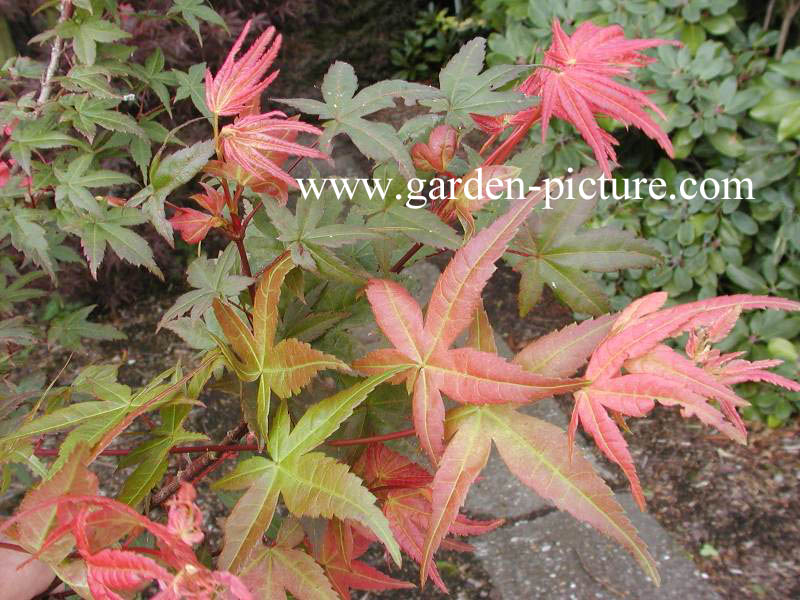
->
[{"left": 1, "top": 8, "right": 799, "bottom": 599}]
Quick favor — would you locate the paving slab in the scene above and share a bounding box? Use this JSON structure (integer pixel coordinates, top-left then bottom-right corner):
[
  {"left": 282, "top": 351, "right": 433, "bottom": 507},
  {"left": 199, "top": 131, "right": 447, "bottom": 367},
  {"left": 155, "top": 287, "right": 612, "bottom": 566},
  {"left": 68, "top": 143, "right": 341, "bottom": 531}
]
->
[{"left": 472, "top": 493, "right": 721, "bottom": 599}]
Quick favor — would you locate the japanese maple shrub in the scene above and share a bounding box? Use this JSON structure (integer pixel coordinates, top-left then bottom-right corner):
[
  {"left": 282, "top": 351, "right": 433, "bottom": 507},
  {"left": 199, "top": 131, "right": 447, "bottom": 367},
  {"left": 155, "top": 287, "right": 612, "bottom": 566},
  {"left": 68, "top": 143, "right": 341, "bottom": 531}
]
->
[{"left": 1, "top": 5, "right": 800, "bottom": 599}]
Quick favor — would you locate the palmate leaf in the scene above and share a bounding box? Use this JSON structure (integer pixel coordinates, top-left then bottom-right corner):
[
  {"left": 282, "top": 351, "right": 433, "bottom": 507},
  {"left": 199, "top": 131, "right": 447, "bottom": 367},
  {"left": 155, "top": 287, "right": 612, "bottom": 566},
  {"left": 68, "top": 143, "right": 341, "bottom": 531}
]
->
[
  {"left": 1, "top": 366, "right": 182, "bottom": 479},
  {"left": 129, "top": 140, "right": 215, "bottom": 242},
  {"left": 8, "top": 119, "right": 83, "bottom": 173},
  {"left": 419, "top": 37, "right": 537, "bottom": 128},
  {"left": 320, "top": 520, "right": 414, "bottom": 598},
  {"left": 47, "top": 304, "right": 125, "bottom": 350},
  {"left": 277, "top": 63, "right": 440, "bottom": 177},
  {"left": 213, "top": 371, "right": 404, "bottom": 574},
  {"left": 13, "top": 444, "right": 99, "bottom": 564},
  {"left": 159, "top": 244, "right": 252, "bottom": 329},
  {"left": 0, "top": 209, "right": 60, "bottom": 278},
  {"left": 53, "top": 153, "right": 135, "bottom": 216},
  {"left": 569, "top": 292, "right": 800, "bottom": 510},
  {"left": 59, "top": 205, "right": 163, "bottom": 280},
  {"left": 262, "top": 181, "right": 380, "bottom": 283},
  {"left": 415, "top": 401, "right": 659, "bottom": 587},
  {"left": 419, "top": 399, "right": 659, "bottom": 586},
  {"left": 57, "top": 16, "right": 130, "bottom": 66},
  {"left": 244, "top": 545, "right": 339, "bottom": 600},
  {"left": 356, "top": 442, "right": 500, "bottom": 593},
  {"left": 0, "top": 270, "right": 46, "bottom": 312},
  {"left": 354, "top": 186, "right": 583, "bottom": 464},
  {"left": 242, "top": 519, "right": 339, "bottom": 600},
  {"left": 212, "top": 253, "right": 349, "bottom": 445},
  {"left": 507, "top": 169, "right": 660, "bottom": 315},
  {"left": 168, "top": 0, "right": 227, "bottom": 45},
  {"left": 349, "top": 165, "right": 462, "bottom": 270},
  {"left": 58, "top": 94, "right": 146, "bottom": 142}
]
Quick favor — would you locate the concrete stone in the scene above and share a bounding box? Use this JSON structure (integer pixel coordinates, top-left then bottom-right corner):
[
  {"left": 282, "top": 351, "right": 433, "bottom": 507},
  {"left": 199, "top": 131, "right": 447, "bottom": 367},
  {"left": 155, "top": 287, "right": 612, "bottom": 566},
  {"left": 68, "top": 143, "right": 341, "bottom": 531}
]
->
[{"left": 472, "top": 493, "right": 721, "bottom": 599}]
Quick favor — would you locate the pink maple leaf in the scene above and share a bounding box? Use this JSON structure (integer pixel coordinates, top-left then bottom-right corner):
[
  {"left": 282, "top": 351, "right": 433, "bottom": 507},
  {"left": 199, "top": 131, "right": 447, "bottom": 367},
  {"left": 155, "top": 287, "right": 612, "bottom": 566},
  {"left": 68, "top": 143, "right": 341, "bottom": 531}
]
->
[
  {"left": 205, "top": 20, "right": 281, "bottom": 117},
  {"left": 518, "top": 19, "right": 679, "bottom": 176}
]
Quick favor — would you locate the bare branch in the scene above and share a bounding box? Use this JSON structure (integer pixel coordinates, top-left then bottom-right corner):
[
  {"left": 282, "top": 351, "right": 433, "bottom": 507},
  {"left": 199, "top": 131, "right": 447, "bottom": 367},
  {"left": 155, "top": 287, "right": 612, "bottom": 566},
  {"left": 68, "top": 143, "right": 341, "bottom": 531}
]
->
[
  {"left": 37, "top": 0, "right": 72, "bottom": 105},
  {"left": 150, "top": 421, "right": 248, "bottom": 507}
]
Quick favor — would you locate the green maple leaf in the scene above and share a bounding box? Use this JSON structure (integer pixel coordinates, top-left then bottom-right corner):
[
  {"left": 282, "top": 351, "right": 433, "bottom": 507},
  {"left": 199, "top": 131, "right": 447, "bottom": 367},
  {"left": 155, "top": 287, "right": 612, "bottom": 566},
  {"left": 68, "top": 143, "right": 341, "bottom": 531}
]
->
[
  {"left": 117, "top": 404, "right": 207, "bottom": 507},
  {"left": 58, "top": 94, "right": 146, "bottom": 142},
  {"left": 53, "top": 153, "right": 135, "bottom": 215},
  {"left": 159, "top": 244, "right": 253, "bottom": 330},
  {"left": 8, "top": 119, "right": 83, "bottom": 173},
  {"left": 211, "top": 253, "right": 351, "bottom": 445},
  {"left": 2, "top": 365, "right": 180, "bottom": 475},
  {"left": 349, "top": 164, "right": 461, "bottom": 272},
  {"left": 59, "top": 204, "right": 164, "bottom": 280},
  {"left": 212, "top": 370, "right": 404, "bottom": 574},
  {"left": 167, "top": 0, "right": 227, "bottom": 45},
  {"left": 277, "top": 63, "right": 440, "bottom": 178},
  {"left": 173, "top": 63, "right": 209, "bottom": 117},
  {"left": 58, "top": 17, "right": 131, "bottom": 66},
  {"left": 419, "top": 37, "right": 537, "bottom": 127},
  {"left": 507, "top": 169, "right": 661, "bottom": 316},
  {"left": 47, "top": 305, "right": 125, "bottom": 350},
  {"left": 263, "top": 178, "right": 380, "bottom": 284}
]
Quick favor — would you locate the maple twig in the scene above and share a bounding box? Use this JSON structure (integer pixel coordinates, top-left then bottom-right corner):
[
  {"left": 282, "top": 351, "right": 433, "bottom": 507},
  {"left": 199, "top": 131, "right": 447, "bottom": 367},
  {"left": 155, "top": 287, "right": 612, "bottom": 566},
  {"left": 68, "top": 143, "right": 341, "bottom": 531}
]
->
[
  {"left": 327, "top": 428, "right": 416, "bottom": 447},
  {"left": 506, "top": 248, "right": 531, "bottom": 258},
  {"left": 31, "top": 576, "right": 63, "bottom": 600},
  {"left": 285, "top": 140, "right": 318, "bottom": 176},
  {"left": 0, "top": 541, "right": 27, "bottom": 553},
  {"left": 37, "top": 0, "right": 72, "bottom": 105},
  {"left": 390, "top": 242, "right": 423, "bottom": 273},
  {"left": 150, "top": 421, "right": 248, "bottom": 507},
  {"left": 240, "top": 199, "right": 262, "bottom": 230},
  {"left": 234, "top": 236, "right": 256, "bottom": 302},
  {"left": 34, "top": 442, "right": 260, "bottom": 458}
]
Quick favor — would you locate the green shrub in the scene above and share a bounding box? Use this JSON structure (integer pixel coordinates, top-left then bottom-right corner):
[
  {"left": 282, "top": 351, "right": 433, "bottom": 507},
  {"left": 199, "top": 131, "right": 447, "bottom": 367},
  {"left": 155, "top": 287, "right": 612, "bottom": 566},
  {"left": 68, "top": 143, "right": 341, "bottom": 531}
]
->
[{"left": 391, "top": 4, "right": 487, "bottom": 80}]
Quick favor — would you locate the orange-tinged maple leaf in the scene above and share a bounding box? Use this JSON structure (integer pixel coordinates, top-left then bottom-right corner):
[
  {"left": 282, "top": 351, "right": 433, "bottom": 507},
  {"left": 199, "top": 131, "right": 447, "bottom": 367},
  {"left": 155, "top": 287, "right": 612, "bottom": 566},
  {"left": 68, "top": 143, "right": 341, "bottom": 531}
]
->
[
  {"left": 354, "top": 187, "right": 583, "bottom": 464},
  {"left": 205, "top": 20, "right": 281, "bottom": 117},
  {"left": 571, "top": 292, "right": 800, "bottom": 509},
  {"left": 3, "top": 479, "right": 251, "bottom": 600},
  {"left": 519, "top": 20, "right": 679, "bottom": 176}
]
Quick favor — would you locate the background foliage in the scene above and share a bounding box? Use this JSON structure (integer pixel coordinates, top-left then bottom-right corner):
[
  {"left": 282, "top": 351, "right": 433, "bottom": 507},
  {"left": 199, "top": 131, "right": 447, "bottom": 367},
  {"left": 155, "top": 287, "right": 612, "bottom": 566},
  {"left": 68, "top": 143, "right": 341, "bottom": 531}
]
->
[{"left": 391, "top": 0, "right": 800, "bottom": 424}]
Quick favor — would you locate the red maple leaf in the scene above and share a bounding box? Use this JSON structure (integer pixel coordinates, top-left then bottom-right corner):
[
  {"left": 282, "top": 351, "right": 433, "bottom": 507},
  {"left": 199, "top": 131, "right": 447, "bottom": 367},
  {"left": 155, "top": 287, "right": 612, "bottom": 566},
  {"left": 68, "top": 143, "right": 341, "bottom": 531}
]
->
[
  {"left": 354, "top": 443, "right": 503, "bottom": 593},
  {"left": 319, "top": 519, "right": 414, "bottom": 599},
  {"left": 168, "top": 182, "right": 227, "bottom": 244}
]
